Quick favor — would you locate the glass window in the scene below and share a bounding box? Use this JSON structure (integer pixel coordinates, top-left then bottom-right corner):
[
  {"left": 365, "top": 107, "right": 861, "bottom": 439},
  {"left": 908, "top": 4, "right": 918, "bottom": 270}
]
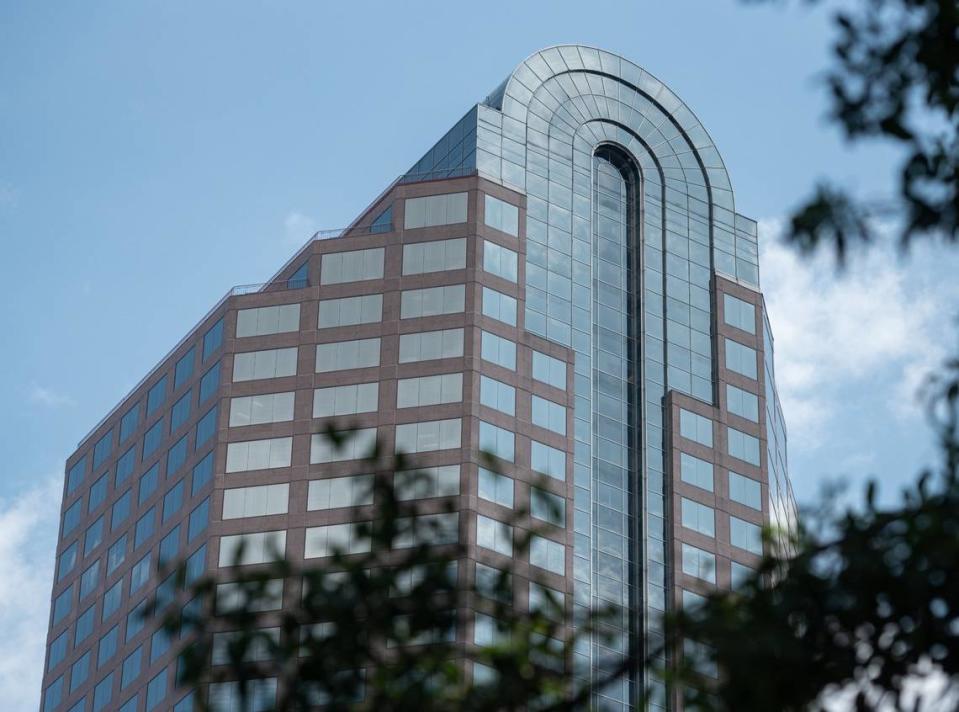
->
[
  {"left": 531, "top": 440, "right": 566, "bottom": 480},
  {"left": 396, "top": 373, "right": 462, "bottom": 408},
  {"left": 222, "top": 484, "right": 289, "bottom": 519},
  {"left": 47, "top": 630, "right": 69, "bottom": 671},
  {"left": 312, "top": 383, "right": 378, "bottom": 418},
  {"left": 394, "top": 465, "right": 459, "bottom": 501},
  {"left": 287, "top": 261, "right": 309, "bottom": 289},
  {"left": 101, "top": 581, "right": 122, "bottom": 621},
  {"left": 478, "top": 467, "right": 513, "bottom": 508},
  {"left": 478, "top": 421, "right": 514, "bottom": 462},
  {"left": 51, "top": 586, "right": 72, "bottom": 626},
  {"left": 731, "top": 561, "right": 754, "bottom": 588},
  {"left": 681, "top": 543, "right": 716, "bottom": 583},
  {"left": 307, "top": 474, "right": 374, "bottom": 510},
  {"left": 66, "top": 456, "right": 87, "bottom": 495},
  {"left": 400, "top": 284, "right": 465, "bottom": 319},
  {"left": 63, "top": 498, "right": 83, "bottom": 536},
  {"left": 138, "top": 463, "right": 160, "bottom": 505},
  {"left": 403, "top": 192, "right": 467, "bottom": 229},
  {"left": 315, "top": 338, "right": 380, "bottom": 372},
  {"left": 170, "top": 391, "right": 192, "bottom": 431},
  {"left": 186, "top": 544, "right": 207, "bottom": 584},
  {"left": 203, "top": 317, "right": 224, "bottom": 360},
  {"left": 480, "top": 331, "right": 516, "bottom": 370},
  {"left": 218, "top": 530, "right": 287, "bottom": 567},
  {"left": 70, "top": 650, "right": 90, "bottom": 692},
  {"left": 43, "top": 676, "right": 63, "bottom": 712},
  {"left": 681, "top": 498, "right": 715, "bottom": 537},
  {"left": 725, "top": 339, "right": 758, "bottom": 379},
  {"left": 529, "top": 535, "right": 565, "bottom": 575},
  {"left": 120, "top": 403, "right": 140, "bottom": 442},
  {"left": 125, "top": 600, "right": 146, "bottom": 641},
  {"left": 93, "top": 429, "right": 114, "bottom": 470},
  {"left": 97, "top": 625, "right": 119, "bottom": 666},
  {"left": 57, "top": 541, "right": 78, "bottom": 581},
  {"left": 167, "top": 435, "right": 188, "bottom": 475},
  {"left": 394, "top": 419, "right": 461, "bottom": 454},
  {"left": 235, "top": 304, "right": 300, "bottom": 337},
  {"left": 475, "top": 562, "right": 511, "bottom": 603},
  {"left": 531, "top": 351, "right": 566, "bottom": 390},
  {"left": 76, "top": 605, "right": 95, "bottom": 643},
  {"left": 320, "top": 247, "right": 384, "bottom": 285},
  {"left": 188, "top": 498, "right": 210, "bottom": 541},
  {"left": 233, "top": 347, "right": 298, "bottom": 382},
  {"left": 728, "top": 427, "right": 761, "bottom": 466},
  {"left": 89, "top": 473, "right": 108, "bottom": 512},
  {"left": 370, "top": 203, "right": 393, "bottom": 233},
  {"left": 107, "top": 535, "right": 127, "bottom": 575},
  {"left": 115, "top": 446, "right": 136, "bottom": 486},
  {"left": 402, "top": 237, "right": 466, "bottom": 275},
  {"left": 175, "top": 346, "right": 196, "bottom": 389},
  {"left": 311, "top": 428, "right": 378, "bottom": 463},
  {"left": 481, "top": 287, "right": 517, "bottom": 326},
  {"left": 304, "top": 523, "right": 372, "bottom": 558},
  {"left": 483, "top": 241, "right": 518, "bottom": 282},
  {"left": 723, "top": 293, "right": 756, "bottom": 334},
  {"left": 230, "top": 391, "right": 295, "bottom": 426},
  {"left": 130, "top": 552, "right": 151, "bottom": 593},
  {"left": 477, "top": 514, "right": 513, "bottom": 556},
  {"left": 531, "top": 487, "right": 565, "bottom": 527},
  {"left": 730, "top": 516, "right": 763, "bottom": 555},
  {"left": 85, "top": 516, "right": 105, "bottom": 554},
  {"left": 317, "top": 294, "right": 382, "bottom": 328},
  {"left": 195, "top": 405, "right": 218, "bottom": 448},
  {"left": 162, "top": 481, "right": 185, "bottom": 523},
  {"left": 226, "top": 437, "right": 293, "bottom": 473},
  {"left": 729, "top": 472, "right": 762, "bottom": 510},
  {"left": 121, "top": 646, "right": 142, "bottom": 689},
  {"left": 479, "top": 375, "right": 515, "bottom": 415},
  {"left": 680, "top": 452, "right": 713, "bottom": 492},
  {"left": 726, "top": 383, "right": 759, "bottom": 422},
  {"left": 111, "top": 490, "right": 132, "bottom": 530},
  {"left": 191, "top": 451, "right": 213, "bottom": 496},
  {"left": 134, "top": 507, "right": 156, "bottom": 549},
  {"left": 146, "top": 375, "right": 167, "bottom": 416},
  {"left": 142, "top": 418, "right": 164, "bottom": 459},
  {"left": 199, "top": 362, "right": 221, "bottom": 403},
  {"left": 159, "top": 526, "right": 181, "bottom": 566},
  {"left": 92, "top": 672, "right": 114, "bottom": 712},
  {"left": 484, "top": 194, "right": 519, "bottom": 236},
  {"left": 679, "top": 409, "right": 712, "bottom": 447},
  {"left": 145, "top": 668, "right": 167, "bottom": 711},
  {"left": 531, "top": 395, "right": 566, "bottom": 435},
  {"left": 398, "top": 328, "right": 464, "bottom": 363}
]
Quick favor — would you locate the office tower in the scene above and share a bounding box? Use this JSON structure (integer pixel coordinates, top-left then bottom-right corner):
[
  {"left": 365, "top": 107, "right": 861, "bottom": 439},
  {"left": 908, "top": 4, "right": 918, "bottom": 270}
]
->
[{"left": 40, "top": 45, "right": 796, "bottom": 712}]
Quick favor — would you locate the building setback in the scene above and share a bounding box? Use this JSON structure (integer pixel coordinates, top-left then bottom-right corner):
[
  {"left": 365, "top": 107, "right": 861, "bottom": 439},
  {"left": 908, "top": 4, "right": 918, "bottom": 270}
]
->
[{"left": 40, "top": 45, "right": 796, "bottom": 712}]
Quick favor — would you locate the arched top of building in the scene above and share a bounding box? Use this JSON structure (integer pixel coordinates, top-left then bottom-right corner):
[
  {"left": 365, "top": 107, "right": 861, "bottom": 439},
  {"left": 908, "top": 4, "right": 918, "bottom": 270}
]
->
[{"left": 482, "top": 44, "right": 736, "bottom": 214}]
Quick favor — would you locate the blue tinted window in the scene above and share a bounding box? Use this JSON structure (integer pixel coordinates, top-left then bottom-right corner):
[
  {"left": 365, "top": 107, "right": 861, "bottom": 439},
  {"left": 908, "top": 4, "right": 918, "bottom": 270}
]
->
[
  {"left": 43, "top": 676, "right": 63, "bottom": 712},
  {"left": 188, "top": 498, "right": 209, "bottom": 543},
  {"left": 63, "top": 499, "right": 83, "bottom": 536},
  {"left": 162, "top": 481, "right": 184, "bottom": 523},
  {"left": 48, "top": 630, "right": 69, "bottom": 671},
  {"left": 138, "top": 463, "right": 159, "bottom": 505},
  {"left": 66, "top": 456, "right": 87, "bottom": 495},
  {"left": 75, "top": 605, "right": 95, "bottom": 644},
  {"left": 57, "top": 541, "right": 78, "bottom": 581},
  {"left": 167, "top": 435, "right": 188, "bottom": 475},
  {"left": 170, "top": 391, "right": 192, "bottom": 432},
  {"left": 118, "top": 697, "right": 138, "bottom": 712},
  {"left": 102, "top": 580, "right": 122, "bottom": 620},
  {"left": 111, "top": 490, "right": 132, "bottom": 530},
  {"left": 70, "top": 650, "right": 90, "bottom": 692},
  {"left": 195, "top": 405, "right": 217, "bottom": 448},
  {"left": 185, "top": 545, "right": 206, "bottom": 584},
  {"left": 52, "top": 586, "right": 72, "bottom": 625},
  {"left": 85, "top": 516, "right": 104, "bottom": 553},
  {"left": 287, "top": 261, "right": 309, "bottom": 289},
  {"left": 199, "top": 362, "right": 220, "bottom": 403},
  {"left": 120, "top": 403, "right": 140, "bottom": 442},
  {"left": 202, "top": 317, "right": 224, "bottom": 361},
  {"left": 67, "top": 698, "right": 86, "bottom": 712},
  {"left": 174, "top": 346, "right": 196, "bottom": 389},
  {"left": 134, "top": 507, "right": 156, "bottom": 549},
  {"left": 146, "top": 375, "right": 167, "bottom": 415},
  {"left": 150, "top": 627, "right": 170, "bottom": 664},
  {"left": 159, "top": 525, "right": 181, "bottom": 566},
  {"left": 98, "top": 626, "right": 119, "bottom": 666},
  {"left": 115, "top": 447, "right": 136, "bottom": 486},
  {"left": 121, "top": 646, "right": 142, "bottom": 688},
  {"left": 155, "top": 573, "right": 176, "bottom": 613},
  {"left": 143, "top": 419, "right": 164, "bottom": 459},
  {"left": 370, "top": 203, "right": 393, "bottom": 233},
  {"left": 191, "top": 451, "right": 213, "bottom": 496},
  {"left": 145, "top": 668, "right": 167, "bottom": 711},
  {"left": 89, "top": 473, "right": 108, "bottom": 512},
  {"left": 107, "top": 535, "right": 127, "bottom": 575},
  {"left": 93, "top": 429, "right": 114, "bottom": 469},
  {"left": 92, "top": 672, "right": 114, "bottom": 712},
  {"left": 126, "top": 599, "right": 146, "bottom": 641},
  {"left": 173, "top": 692, "right": 195, "bottom": 712}
]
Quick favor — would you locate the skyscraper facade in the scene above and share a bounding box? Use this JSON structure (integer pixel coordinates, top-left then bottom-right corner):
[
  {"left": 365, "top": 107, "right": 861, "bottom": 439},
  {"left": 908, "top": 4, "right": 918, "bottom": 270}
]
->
[{"left": 41, "top": 46, "right": 795, "bottom": 712}]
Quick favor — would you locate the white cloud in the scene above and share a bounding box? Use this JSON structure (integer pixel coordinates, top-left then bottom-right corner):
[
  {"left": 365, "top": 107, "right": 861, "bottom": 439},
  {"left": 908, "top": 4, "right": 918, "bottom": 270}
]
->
[
  {"left": 28, "top": 384, "right": 76, "bottom": 409},
  {"left": 758, "top": 218, "right": 958, "bottom": 447},
  {"left": 283, "top": 211, "right": 317, "bottom": 245},
  {"left": 0, "top": 475, "right": 62, "bottom": 711}
]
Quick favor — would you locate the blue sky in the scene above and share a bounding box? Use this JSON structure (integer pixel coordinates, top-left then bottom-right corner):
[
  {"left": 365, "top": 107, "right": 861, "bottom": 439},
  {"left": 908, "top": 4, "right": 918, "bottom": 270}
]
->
[{"left": 1, "top": 1, "right": 956, "bottom": 707}]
